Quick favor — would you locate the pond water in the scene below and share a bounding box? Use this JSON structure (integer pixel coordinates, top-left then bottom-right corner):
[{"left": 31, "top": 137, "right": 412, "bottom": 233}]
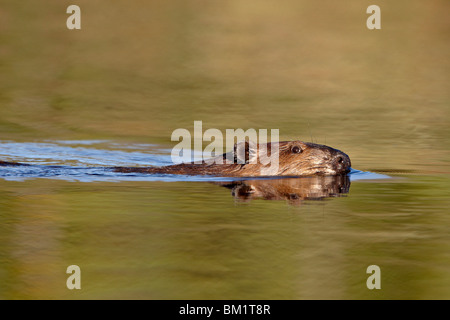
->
[{"left": 0, "top": 1, "right": 449, "bottom": 299}]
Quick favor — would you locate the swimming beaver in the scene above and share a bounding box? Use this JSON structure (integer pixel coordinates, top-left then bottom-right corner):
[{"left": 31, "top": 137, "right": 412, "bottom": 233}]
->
[{"left": 115, "top": 140, "right": 351, "bottom": 177}]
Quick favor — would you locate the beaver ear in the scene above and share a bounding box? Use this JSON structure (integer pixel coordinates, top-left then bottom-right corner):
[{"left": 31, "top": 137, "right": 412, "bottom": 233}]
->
[{"left": 234, "top": 141, "right": 257, "bottom": 164}]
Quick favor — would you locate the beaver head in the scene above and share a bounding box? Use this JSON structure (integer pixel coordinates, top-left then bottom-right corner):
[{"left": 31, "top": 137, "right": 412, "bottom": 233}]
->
[
  {"left": 223, "top": 140, "right": 351, "bottom": 177},
  {"left": 273, "top": 141, "right": 351, "bottom": 176}
]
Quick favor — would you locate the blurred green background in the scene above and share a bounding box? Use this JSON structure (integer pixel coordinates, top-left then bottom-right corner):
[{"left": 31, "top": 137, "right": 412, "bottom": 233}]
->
[{"left": 0, "top": 0, "right": 449, "bottom": 299}]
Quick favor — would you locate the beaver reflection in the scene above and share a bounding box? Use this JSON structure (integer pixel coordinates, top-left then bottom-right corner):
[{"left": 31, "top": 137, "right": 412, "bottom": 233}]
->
[{"left": 217, "top": 175, "right": 350, "bottom": 205}]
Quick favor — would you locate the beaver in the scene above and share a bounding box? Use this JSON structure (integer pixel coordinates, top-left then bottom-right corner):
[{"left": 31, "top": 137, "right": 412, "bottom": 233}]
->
[{"left": 115, "top": 140, "right": 351, "bottom": 177}]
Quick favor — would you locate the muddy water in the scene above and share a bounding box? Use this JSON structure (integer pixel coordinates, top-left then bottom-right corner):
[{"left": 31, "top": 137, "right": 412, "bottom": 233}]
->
[{"left": 0, "top": 1, "right": 449, "bottom": 299}]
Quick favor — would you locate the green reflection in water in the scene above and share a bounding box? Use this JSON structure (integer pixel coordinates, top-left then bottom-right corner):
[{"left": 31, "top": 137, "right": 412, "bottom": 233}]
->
[
  {"left": 0, "top": 0, "right": 449, "bottom": 299},
  {"left": 0, "top": 175, "right": 449, "bottom": 299}
]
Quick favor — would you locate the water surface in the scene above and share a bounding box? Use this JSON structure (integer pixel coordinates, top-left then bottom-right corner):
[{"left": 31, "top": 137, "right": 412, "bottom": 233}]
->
[{"left": 0, "top": 0, "right": 449, "bottom": 299}]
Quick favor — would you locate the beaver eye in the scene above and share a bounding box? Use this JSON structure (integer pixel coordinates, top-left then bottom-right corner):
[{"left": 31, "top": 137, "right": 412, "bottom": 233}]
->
[{"left": 292, "top": 146, "right": 302, "bottom": 154}]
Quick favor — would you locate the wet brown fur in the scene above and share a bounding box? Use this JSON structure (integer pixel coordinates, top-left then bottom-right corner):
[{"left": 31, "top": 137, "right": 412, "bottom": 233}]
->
[{"left": 114, "top": 140, "right": 351, "bottom": 177}]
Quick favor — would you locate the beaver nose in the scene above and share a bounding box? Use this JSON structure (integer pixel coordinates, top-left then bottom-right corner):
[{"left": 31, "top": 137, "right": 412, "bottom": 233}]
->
[{"left": 333, "top": 152, "right": 351, "bottom": 173}]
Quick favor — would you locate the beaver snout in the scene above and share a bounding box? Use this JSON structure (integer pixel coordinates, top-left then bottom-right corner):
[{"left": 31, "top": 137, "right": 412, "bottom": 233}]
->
[{"left": 332, "top": 151, "right": 351, "bottom": 174}]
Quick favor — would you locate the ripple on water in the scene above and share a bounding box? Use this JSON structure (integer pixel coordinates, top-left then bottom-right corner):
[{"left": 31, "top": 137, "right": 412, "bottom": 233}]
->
[{"left": 0, "top": 140, "right": 390, "bottom": 182}]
